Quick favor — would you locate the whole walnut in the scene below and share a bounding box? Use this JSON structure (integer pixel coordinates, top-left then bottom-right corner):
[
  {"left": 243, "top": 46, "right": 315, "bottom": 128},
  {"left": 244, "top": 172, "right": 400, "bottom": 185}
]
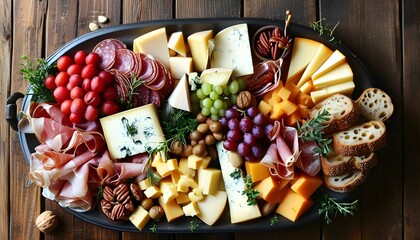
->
[{"left": 35, "top": 211, "right": 58, "bottom": 233}]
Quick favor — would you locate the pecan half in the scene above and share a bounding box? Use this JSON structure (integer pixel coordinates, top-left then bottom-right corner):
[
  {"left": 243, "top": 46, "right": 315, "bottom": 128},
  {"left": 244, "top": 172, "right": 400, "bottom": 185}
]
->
[
  {"left": 130, "top": 183, "right": 145, "bottom": 202},
  {"left": 100, "top": 183, "right": 137, "bottom": 221},
  {"left": 111, "top": 204, "right": 128, "bottom": 220}
]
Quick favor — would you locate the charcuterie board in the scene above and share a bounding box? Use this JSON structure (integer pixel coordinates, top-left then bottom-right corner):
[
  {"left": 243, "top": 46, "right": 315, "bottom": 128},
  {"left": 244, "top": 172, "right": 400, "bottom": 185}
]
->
[{"left": 17, "top": 18, "right": 372, "bottom": 233}]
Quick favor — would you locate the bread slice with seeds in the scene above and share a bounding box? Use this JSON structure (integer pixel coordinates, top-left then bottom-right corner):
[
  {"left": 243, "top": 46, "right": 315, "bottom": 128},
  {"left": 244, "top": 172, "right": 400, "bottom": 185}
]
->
[
  {"left": 309, "top": 94, "right": 360, "bottom": 134},
  {"left": 332, "top": 120, "right": 386, "bottom": 156},
  {"left": 324, "top": 170, "right": 369, "bottom": 193},
  {"left": 356, "top": 88, "right": 394, "bottom": 121},
  {"left": 321, "top": 151, "right": 377, "bottom": 176}
]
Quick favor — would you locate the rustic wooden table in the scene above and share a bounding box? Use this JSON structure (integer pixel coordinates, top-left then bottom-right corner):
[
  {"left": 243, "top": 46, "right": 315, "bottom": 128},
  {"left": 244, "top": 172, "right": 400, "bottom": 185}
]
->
[{"left": 1, "top": 0, "right": 418, "bottom": 239}]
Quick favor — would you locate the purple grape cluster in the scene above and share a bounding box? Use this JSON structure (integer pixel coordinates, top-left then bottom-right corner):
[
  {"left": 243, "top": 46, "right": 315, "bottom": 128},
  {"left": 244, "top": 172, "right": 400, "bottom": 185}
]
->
[{"left": 219, "top": 106, "right": 273, "bottom": 161}]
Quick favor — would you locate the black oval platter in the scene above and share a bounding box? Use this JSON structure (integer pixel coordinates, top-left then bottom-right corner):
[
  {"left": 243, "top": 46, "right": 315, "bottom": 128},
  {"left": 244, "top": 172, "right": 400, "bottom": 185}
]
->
[{"left": 18, "top": 18, "right": 373, "bottom": 233}]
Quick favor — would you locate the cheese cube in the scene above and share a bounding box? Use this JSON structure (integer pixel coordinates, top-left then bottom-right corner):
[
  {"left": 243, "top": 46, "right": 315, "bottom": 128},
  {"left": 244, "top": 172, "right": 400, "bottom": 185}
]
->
[
  {"left": 253, "top": 176, "right": 283, "bottom": 203},
  {"left": 176, "top": 192, "right": 191, "bottom": 205},
  {"left": 151, "top": 152, "right": 163, "bottom": 167},
  {"left": 166, "top": 158, "right": 178, "bottom": 171},
  {"left": 187, "top": 30, "right": 213, "bottom": 72},
  {"left": 169, "top": 57, "right": 193, "bottom": 79},
  {"left": 168, "top": 31, "right": 187, "bottom": 56},
  {"left": 156, "top": 162, "right": 172, "bottom": 178},
  {"left": 245, "top": 162, "right": 271, "bottom": 183},
  {"left": 139, "top": 179, "right": 151, "bottom": 190},
  {"left": 211, "top": 24, "right": 254, "bottom": 77},
  {"left": 188, "top": 187, "right": 204, "bottom": 202},
  {"left": 290, "top": 174, "right": 323, "bottom": 199},
  {"left": 170, "top": 170, "right": 180, "bottom": 184},
  {"left": 188, "top": 154, "right": 203, "bottom": 169},
  {"left": 258, "top": 100, "right": 272, "bottom": 115},
  {"left": 129, "top": 206, "right": 150, "bottom": 231},
  {"left": 279, "top": 100, "right": 298, "bottom": 116},
  {"left": 197, "top": 191, "right": 227, "bottom": 226},
  {"left": 100, "top": 104, "right": 165, "bottom": 159},
  {"left": 276, "top": 189, "right": 314, "bottom": 222},
  {"left": 200, "top": 156, "right": 211, "bottom": 169},
  {"left": 144, "top": 185, "right": 162, "bottom": 199},
  {"left": 133, "top": 28, "right": 170, "bottom": 68},
  {"left": 160, "top": 179, "right": 178, "bottom": 203},
  {"left": 177, "top": 175, "right": 198, "bottom": 192},
  {"left": 178, "top": 157, "right": 195, "bottom": 177},
  {"left": 197, "top": 168, "right": 222, "bottom": 195},
  {"left": 158, "top": 196, "right": 184, "bottom": 222},
  {"left": 182, "top": 202, "right": 200, "bottom": 216}
]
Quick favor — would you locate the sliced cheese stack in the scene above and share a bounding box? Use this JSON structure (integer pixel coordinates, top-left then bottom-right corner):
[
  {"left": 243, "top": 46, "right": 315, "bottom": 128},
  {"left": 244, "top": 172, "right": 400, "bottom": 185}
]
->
[
  {"left": 132, "top": 152, "right": 227, "bottom": 227},
  {"left": 286, "top": 37, "right": 355, "bottom": 104}
]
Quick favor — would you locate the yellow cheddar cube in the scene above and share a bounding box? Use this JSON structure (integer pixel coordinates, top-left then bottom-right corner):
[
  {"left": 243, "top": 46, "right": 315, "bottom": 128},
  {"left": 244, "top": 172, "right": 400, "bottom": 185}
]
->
[
  {"left": 197, "top": 168, "right": 222, "bottom": 195},
  {"left": 188, "top": 187, "right": 204, "bottom": 202},
  {"left": 254, "top": 176, "right": 282, "bottom": 203},
  {"left": 182, "top": 202, "right": 200, "bottom": 217},
  {"left": 270, "top": 103, "right": 286, "bottom": 120},
  {"left": 158, "top": 196, "right": 184, "bottom": 222},
  {"left": 160, "top": 179, "right": 178, "bottom": 203},
  {"left": 139, "top": 179, "right": 151, "bottom": 190},
  {"left": 200, "top": 156, "right": 212, "bottom": 169},
  {"left": 151, "top": 152, "right": 163, "bottom": 168},
  {"left": 129, "top": 206, "right": 150, "bottom": 231},
  {"left": 280, "top": 100, "right": 298, "bottom": 116},
  {"left": 156, "top": 162, "right": 173, "bottom": 178},
  {"left": 188, "top": 154, "right": 203, "bottom": 169},
  {"left": 178, "top": 157, "right": 195, "bottom": 177},
  {"left": 144, "top": 185, "right": 162, "bottom": 199},
  {"left": 244, "top": 162, "right": 271, "bottom": 183},
  {"left": 284, "top": 82, "right": 300, "bottom": 100},
  {"left": 278, "top": 86, "right": 292, "bottom": 101},
  {"left": 177, "top": 175, "right": 198, "bottom": 192},
  {"left": 290, "top": 174, "right": 323, "bottom": 199},
  {"left": 171, "top": 170, "right": 180, "bottom": 184},
  {"left": 166, "top": 158, "right": 178, "bottom": 171},
  {"left": 285, "top": 111, "right": 302, "bottom": 127},
  {"left": 176, "top": 192, "right": 191, "bottom": 205},
  {"left": 276, "top": 189, "right": 314, "bottom": 222}
]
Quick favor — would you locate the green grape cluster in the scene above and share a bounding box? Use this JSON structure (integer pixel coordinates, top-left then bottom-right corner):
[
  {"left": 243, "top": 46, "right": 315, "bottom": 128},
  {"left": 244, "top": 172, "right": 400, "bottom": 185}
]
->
[{"left": 190, "top": 79, "right": 247, "bottom": 121}]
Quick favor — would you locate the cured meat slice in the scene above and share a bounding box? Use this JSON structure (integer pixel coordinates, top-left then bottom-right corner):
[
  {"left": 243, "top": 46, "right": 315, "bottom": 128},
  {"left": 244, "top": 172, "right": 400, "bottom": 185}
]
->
[
  {"left": 112, "top": 49, "right": 136, "bottom": 75},
  {"left": 93, "top": 39, "right": 127, "bottom": 70},
  {"left": 149, "top": 90, "right": 161, "bottom": 108}
]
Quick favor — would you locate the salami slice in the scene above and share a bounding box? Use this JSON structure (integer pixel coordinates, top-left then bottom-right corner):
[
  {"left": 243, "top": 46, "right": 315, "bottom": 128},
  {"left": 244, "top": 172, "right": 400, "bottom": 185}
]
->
[
  {"left": 112, "top": 49, "right": 136, "bottom": 75},
  {"left": 93, "top": 39, "right": 127, "bottom": 70},
  {"left": 149, "top": 90, "right": 161, "bottom": 109},
  {"left": 133, "top": 53, "right": 143, "bottom": 77}
]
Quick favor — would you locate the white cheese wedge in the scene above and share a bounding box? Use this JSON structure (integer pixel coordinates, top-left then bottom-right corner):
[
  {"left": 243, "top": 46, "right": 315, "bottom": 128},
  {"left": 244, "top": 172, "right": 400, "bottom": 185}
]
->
[
  {"left": 133, "top": 27, "right": 171, "bottom": 69},
  {"left": 216, "top": 142, "right": 261, "bottom": 223},
  {"left": 196, "top": 190, "right": 227, "bottom": 226},
  {"left": 286, "top": 37, "right": 321, "bottom": 82},
  {"left": 200, "top": 68, "right": 233, "bottom": 87},
  {"left": 168, "top": 31, "right": 187, "bottom": 56},
  {"left": 296, "top": 44, "right": 333, "bottom": 88},
  {"left": 211, "top": 23, "right": 254, "bottom": 77},
  {"left": 167, "top": 74, "right": 191, "bottom": 112},
  {"left": 169, "top": 57, "right": 193, "bottom": 79},
  {"left": 310, "top": 80, "right": 355, "bottom": 104},
  {"left": 100, "top": 104, "right": 165, "bottom": 159},
  {"left": 187, "top": 30, "right": 213, "bottom": 72},
  {"left": 311, "top": 50, "right": 346, "bottom": 80},
  {"left": 312, "top": 62, "right": 353, "bottom": 90}
]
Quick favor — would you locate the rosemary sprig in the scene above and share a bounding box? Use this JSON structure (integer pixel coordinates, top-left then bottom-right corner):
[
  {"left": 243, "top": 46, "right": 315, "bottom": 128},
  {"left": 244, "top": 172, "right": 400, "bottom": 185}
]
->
[
  {"left": 269, "top": 215, "right": 279, "bottom": 226},
  {"left": 317, "top": 194, "right": 358, "bottom": 224},
  {"left": 310, "top": 18, "right": 341, "bottom": 44},
  {"left": 189, "top": 218, "right": 201, "bottom": 232},
  {"left": 149, "top": 219, "right": 159, "bottom": 232},
  {"left": 126, "top": 74, "right": 143, "bottom": 109},
  {"left": 19, "top": 55, "right": 56, "bottom": 103},
  {"left": 162, "top": 108, "right": 198, "bottom": 145},
  {"left": 297, "top": 109, "right": 332, "bottom": 157},
  {"left": 242, "top": 175, "right": 260, "bottom": 206}
]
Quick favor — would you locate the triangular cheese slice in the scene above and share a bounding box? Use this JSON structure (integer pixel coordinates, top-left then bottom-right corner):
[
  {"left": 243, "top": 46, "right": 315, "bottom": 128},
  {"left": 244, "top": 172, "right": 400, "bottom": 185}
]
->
[
  {"left": 286, "top": 37, "right": 321, "bottom": 82},
  {"left": 296, "top": 44, "right": 333, "bottom": 88},
  {"left": 168, "top": 31, "right": 187, "bottom": 57},
  {"left": 312, "top": 62, "right": 353, "bottom": 90},
  {"left": 167, "top": 74, "right": 191, "bottom": 112},
  {"left": 310, "top": 81, "right": 355, "bottom": 104},
  {"left": 311, "top": 50, "right": 346, "bottom": 80}
]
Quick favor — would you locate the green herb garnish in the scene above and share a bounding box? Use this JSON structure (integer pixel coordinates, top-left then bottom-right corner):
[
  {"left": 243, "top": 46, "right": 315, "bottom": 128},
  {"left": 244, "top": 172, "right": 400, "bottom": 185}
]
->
[
  {"left": 269, "top": 215, "right": 279, "bottom": 226},
  {"left": 189, "top": 218, "right": 201, "bottom": 232},
  {"left": 317, "top": 194, "right": 358, "bottom": 224},
  {"left": 149, "top": 219, "right": 159, "bottom": 232},
  {"left": 19, "top": 55, "right": 56, "bottom": 103},
  {"left": 242, "top": 175, "right": 260, "bottom": 206},
  {"left": 230, "top": 168, "right": 242, "bottom": 180},
  {"left": 297, "top": 109, "right": 332, "bottom": 157},
  {"left": 162, "top": 108, "right": 198, "bottom": 145},
  {"left": 310, "top": 18, "right": 341, "bottom": 44},
  {"left": 96, "top": 186, "right": 103, "bottom": 199},
  {"left": 126, "top": 74, "right": 143, "bottom": 109}
]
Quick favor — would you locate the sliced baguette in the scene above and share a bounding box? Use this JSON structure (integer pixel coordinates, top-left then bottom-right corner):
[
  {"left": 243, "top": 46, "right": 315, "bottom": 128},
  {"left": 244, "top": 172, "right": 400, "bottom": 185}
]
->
[
  {"left": 333, "top": 120, "right": 386, "bottom": 156},
  {"left": 321, "top": 151, "right": 377, "bottom": 176},
  {"left": 309, "top": 94, "right": 360, "bottom": 134},
  {"left": 324, "top": 170, "right": 369, "bottom": 193},
  {"left": 356, "top": 88, "right": 394, "bottom": 121}
]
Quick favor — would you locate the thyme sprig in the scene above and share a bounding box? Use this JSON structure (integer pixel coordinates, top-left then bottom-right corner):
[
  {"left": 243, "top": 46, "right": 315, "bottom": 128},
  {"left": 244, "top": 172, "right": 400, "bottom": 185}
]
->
[
  {"left": 297, "top": 109, "right": 332, "bottom": 157},
  {"left": 189, "top": 218, "right": 201, "bottom": 232},
  {"left": 269, "top": 215, "right": 279, "bottom": 226},
  {"left": 242, "top": 175, "right": 260, "bottom": 206},
  {"left": 317, "top": 194, "right": 358, "bottom": 224},
  {"left": 162, "top": 108, "right": 198, "bottom": 145},
  {"left": 310, "top": 18, "right": 341, "bottom": 44},
  {"left": 19, "top": 55, "right": 56, "bottom": 103},
  {"left": 149, "top": 219, "right": 159, "bottom": 232}
]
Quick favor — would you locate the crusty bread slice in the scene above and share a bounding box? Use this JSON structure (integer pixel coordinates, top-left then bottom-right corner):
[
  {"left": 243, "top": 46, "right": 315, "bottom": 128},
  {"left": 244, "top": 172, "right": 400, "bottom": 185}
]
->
[
  {"left": 309, "top": 94, "right": 360, "bottom": 134},
  {"left": 356, "top": 88, "right": 394, "bottom": 122},
  {"left": 324, "top": 170, "right": 369, "bottom": 193},
  {"left": 333, "top": 120, "right": 386, "bottom": 156},
  {"left": 321, "top": 151, "right": 377, "bottom": 176}
]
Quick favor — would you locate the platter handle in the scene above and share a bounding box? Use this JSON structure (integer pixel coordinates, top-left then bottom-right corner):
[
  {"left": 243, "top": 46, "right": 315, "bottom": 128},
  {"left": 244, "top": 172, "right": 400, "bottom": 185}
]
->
[{"left": 6, "top": 92, "right": 25, "bottom": 131}]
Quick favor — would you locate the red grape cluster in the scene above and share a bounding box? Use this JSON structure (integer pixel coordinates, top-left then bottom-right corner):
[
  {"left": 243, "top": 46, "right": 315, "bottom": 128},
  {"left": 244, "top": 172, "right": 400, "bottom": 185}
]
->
[
  {"left": 45, "top": 50, "right": 120, "bottom": 123},
  {"left": 220, "top": 106, "right": 273, "bottom": 161}
]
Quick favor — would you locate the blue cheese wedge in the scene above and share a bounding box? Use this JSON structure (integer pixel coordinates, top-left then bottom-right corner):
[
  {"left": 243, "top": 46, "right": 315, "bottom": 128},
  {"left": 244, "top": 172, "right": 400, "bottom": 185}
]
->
[
  {"left": 100, "top": 104, "right": 165, "bottom": 159},
  {"left": 211, "top": 24, "right": 254, "bottom": 77},
  {"left": 216, "top": 142, "right": 261, "bottom": 223}
]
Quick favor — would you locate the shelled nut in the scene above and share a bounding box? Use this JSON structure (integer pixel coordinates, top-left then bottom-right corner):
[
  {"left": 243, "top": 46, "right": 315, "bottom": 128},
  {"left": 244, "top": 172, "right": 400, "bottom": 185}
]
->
[{"left": 35, "top": 211, "right": 58, "bottom": 233}]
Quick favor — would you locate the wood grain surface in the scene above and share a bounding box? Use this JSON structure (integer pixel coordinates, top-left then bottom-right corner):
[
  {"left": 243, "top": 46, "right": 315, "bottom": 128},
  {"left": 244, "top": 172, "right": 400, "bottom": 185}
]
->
[{"left": 1, "top": 0, "right": 417, "bottom": 239}]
